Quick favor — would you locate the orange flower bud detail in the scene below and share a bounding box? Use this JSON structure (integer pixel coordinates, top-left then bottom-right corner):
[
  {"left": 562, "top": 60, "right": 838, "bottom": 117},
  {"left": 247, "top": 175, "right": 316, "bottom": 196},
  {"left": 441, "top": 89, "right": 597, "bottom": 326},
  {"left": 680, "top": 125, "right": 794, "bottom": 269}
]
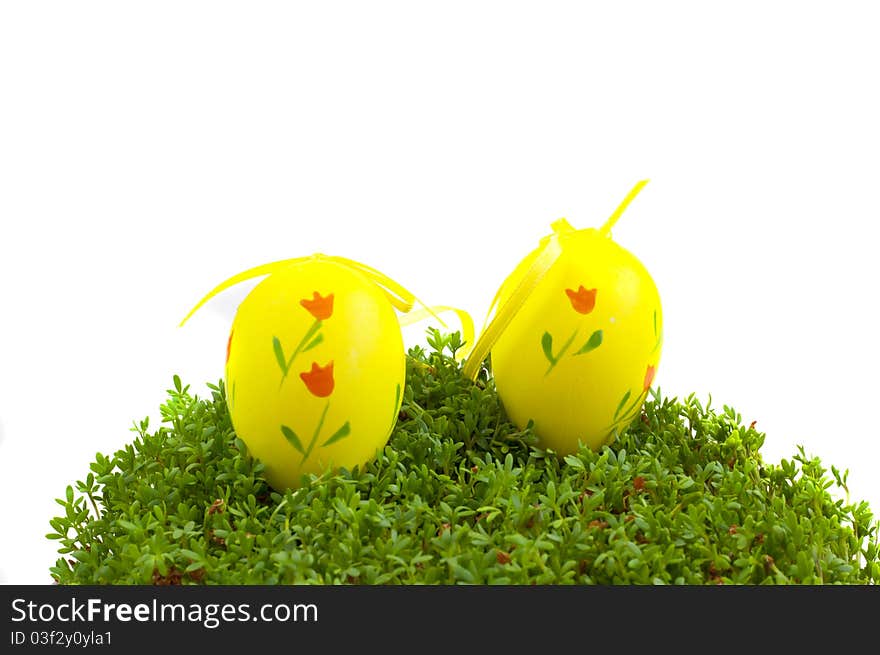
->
[
  {"left": 300, "top": 361, "right": 335, "bottom": 397},
  {"left": 300, "top": 291, "right": 334, "bottom": 320},
  {"left": 226, "top": 330, "right": 233, "bottom": 364},
  {"left": 643, "top": 365, "right": 656, "bottom": 392},
  {"left": 565, "top": 286, "right": 597, "bottom": 314}
]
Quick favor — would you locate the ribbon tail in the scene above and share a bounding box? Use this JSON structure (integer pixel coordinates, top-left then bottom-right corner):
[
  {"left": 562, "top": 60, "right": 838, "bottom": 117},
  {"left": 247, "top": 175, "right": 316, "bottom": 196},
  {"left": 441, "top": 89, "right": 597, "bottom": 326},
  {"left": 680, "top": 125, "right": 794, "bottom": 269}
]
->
[
  {"left": 477, "top": 278, "right": 506, "bottom": 338},
  {"left": 598, "top": 179, "right": 649, "bottom": 238},
  {"left": 475, "top": 219, "right": 572, "bottom": 339},
  {"left": 178, "top": 257, "right": 309, "bottom": 327},
  {"left": 331, "top": 255, "right": 477, "bottom": 359},
  {"left": 461, "top": 236, "right": 563, "bottom": 381}
]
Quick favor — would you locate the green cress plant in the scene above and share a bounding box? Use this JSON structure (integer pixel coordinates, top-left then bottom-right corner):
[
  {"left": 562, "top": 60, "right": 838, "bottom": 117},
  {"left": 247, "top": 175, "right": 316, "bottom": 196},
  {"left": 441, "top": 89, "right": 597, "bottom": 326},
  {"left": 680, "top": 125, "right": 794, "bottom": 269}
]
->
[{"left": 49, "top": 329, "right": 880, "bottom": 585}]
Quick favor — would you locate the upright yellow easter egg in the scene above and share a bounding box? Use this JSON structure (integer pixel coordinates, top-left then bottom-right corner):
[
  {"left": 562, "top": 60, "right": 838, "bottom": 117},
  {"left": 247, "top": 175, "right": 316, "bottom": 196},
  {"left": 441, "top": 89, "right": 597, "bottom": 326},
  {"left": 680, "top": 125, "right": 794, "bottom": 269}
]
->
[
  {"left": 182, "top": 254, "right": 409, "bottom": 491},
  {"left": 464, "top": 181, "right": 662, "bottom": 454}
]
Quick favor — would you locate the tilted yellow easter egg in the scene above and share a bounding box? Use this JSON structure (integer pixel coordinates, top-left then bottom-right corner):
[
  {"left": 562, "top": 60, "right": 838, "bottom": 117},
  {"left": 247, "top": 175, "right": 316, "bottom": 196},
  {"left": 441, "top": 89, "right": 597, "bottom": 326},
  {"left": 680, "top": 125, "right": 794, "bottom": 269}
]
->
[
  {"left": 181, "top": 254, "right": 411, "bottom": 490},
  {"left": 463, "top": 181, "right": 663, "bottom": 454}
]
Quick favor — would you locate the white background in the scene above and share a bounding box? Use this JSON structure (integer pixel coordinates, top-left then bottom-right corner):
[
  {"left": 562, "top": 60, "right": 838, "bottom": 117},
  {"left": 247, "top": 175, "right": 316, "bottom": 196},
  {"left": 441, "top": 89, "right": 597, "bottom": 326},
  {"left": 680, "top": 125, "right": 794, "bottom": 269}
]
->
[{"left": 1, "top": 2, "right": 878, "bottom": 584}]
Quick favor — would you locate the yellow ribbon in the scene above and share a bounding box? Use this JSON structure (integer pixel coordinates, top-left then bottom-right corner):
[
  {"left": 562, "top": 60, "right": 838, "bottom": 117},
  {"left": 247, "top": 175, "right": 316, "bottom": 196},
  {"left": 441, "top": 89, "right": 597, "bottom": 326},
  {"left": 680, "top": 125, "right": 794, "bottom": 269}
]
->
[
  {"left": 461, "top": 180, "right": 649, "bottom": 381},
  {"left": 179, "top": 253, "right": 475, "bottom": 359}
]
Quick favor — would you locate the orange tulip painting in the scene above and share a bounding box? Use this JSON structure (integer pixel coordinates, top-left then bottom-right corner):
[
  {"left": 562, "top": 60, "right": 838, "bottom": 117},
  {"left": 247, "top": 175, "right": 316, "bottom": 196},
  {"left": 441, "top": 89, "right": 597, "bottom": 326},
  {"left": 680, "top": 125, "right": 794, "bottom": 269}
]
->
[
  {"left": 280, "top": 347, "right": 350, "bottom": 466},
  {"left": 643, "top": 365, "right": 656, "bottom": 392},
  {"left": 565, "top": 286, "right": 597, "bottom": 314},
  {"left": 300, "top": 291, "right": 334, "bottom": 320},
  {"left": 300, "top": 361, "right": 335, "bottom": 397}
]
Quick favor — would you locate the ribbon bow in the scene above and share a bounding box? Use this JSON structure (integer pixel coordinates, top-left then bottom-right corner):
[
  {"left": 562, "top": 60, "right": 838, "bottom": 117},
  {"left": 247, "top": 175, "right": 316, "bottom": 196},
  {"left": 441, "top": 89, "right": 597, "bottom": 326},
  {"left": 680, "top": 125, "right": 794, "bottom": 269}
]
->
[{"left": 180, "top": 253, "right": 474, "bottom": 361}]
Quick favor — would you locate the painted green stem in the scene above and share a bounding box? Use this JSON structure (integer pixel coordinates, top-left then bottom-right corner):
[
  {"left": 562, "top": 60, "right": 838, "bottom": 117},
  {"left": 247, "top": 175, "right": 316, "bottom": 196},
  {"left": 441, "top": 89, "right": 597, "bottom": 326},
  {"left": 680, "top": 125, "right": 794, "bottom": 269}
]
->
[
  {"left": 279, "top": 319, "right": 323, "bottom": 389},
  {"left": 301, "top": 401, "right": 331, "bottom": 464},
  {"left": 545, "top": 329, "right": 579, "bottom": 375}
]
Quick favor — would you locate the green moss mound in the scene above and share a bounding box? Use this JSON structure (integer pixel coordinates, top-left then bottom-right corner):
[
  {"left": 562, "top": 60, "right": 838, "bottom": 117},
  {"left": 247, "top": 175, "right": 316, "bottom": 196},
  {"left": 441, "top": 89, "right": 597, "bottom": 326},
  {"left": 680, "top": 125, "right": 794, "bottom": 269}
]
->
[{"left": 49, "top": 331, "right": 879, "bottom": 584}]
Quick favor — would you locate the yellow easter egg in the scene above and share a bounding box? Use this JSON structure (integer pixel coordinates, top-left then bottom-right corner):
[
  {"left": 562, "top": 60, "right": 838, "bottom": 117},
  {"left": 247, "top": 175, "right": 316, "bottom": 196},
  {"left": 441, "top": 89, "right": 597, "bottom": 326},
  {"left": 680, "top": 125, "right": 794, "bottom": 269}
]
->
[
  {"left": 224, "top": 257, "right": 404, "bottom": 490},
  {"left": 181, "top": 254, "right": 412, "bottom": 491},
  {"left": 464, "top": 181, "right": 662, "bottom": 454}
]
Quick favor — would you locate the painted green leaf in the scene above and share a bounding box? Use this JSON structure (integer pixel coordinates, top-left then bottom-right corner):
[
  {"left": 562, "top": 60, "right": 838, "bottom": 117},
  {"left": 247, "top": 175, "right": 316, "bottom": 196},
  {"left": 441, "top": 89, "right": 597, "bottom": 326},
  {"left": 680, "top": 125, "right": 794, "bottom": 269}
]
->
[
  {"left": 321, "top": 421, "right": 351, "bottom": 447},
  {"left": 273, "top": 337, "right": 287, "bottom": 375},
  {"left": 613, "top": 389, "right": 632, "bottom": 421},
  {"left": 575, "top": 329, "right": 603, "bottom": 355},
  {"left": 541, "top": 332, "right": 554, "bottom": 364},
  {"left": 281, "top": 425, "right": 303, "bottom": 454},
  {"left": 653, "top": 309, "right": 658, "bottom": 337},
  {"left": 391, "top": 383, "right": 401, "bottom": 426},
  {"left": 303, "top": 333, "right": 324, "bottom": 353},
  {"left": 651, "top": 330, "right": 663, "bottom": 355},
  {"left": 301, "top": 319, "right": 323, "bottom": 347}
]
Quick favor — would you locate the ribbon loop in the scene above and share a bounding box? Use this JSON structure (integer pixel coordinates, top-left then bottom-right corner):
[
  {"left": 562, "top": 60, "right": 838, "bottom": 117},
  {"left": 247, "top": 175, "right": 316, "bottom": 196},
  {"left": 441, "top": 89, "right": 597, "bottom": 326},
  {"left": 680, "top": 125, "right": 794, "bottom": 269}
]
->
[
  {"left": 325, "top": 255, "right": 417, "bottom": 313},
  {"left": 179, "top": 255, "right": 474, "bottom": 361}
]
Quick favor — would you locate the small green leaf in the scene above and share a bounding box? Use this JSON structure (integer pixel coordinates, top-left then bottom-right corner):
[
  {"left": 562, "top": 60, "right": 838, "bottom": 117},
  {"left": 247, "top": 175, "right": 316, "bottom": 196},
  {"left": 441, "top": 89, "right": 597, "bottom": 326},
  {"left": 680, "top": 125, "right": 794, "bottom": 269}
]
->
[
  {"left": 273, "top": 337, "right": 287, "bottom": 375},
  {"left": 575, "top": 329, "right": 603, "bottom": 355},
  {"left": 322, "top": 421, "right": 351, "bottom": 447},
  {"left": 302, "top": 333, "right": 324, "bottom": 353},
  {"left": 541, "top": 332, "right": 555, "bottom": 364},
  {"left": 613, "top": 389, "right": 632, "bottom": 421},
  {"left": 281, "top": 425, "right": 304, "bottom": 454}
]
